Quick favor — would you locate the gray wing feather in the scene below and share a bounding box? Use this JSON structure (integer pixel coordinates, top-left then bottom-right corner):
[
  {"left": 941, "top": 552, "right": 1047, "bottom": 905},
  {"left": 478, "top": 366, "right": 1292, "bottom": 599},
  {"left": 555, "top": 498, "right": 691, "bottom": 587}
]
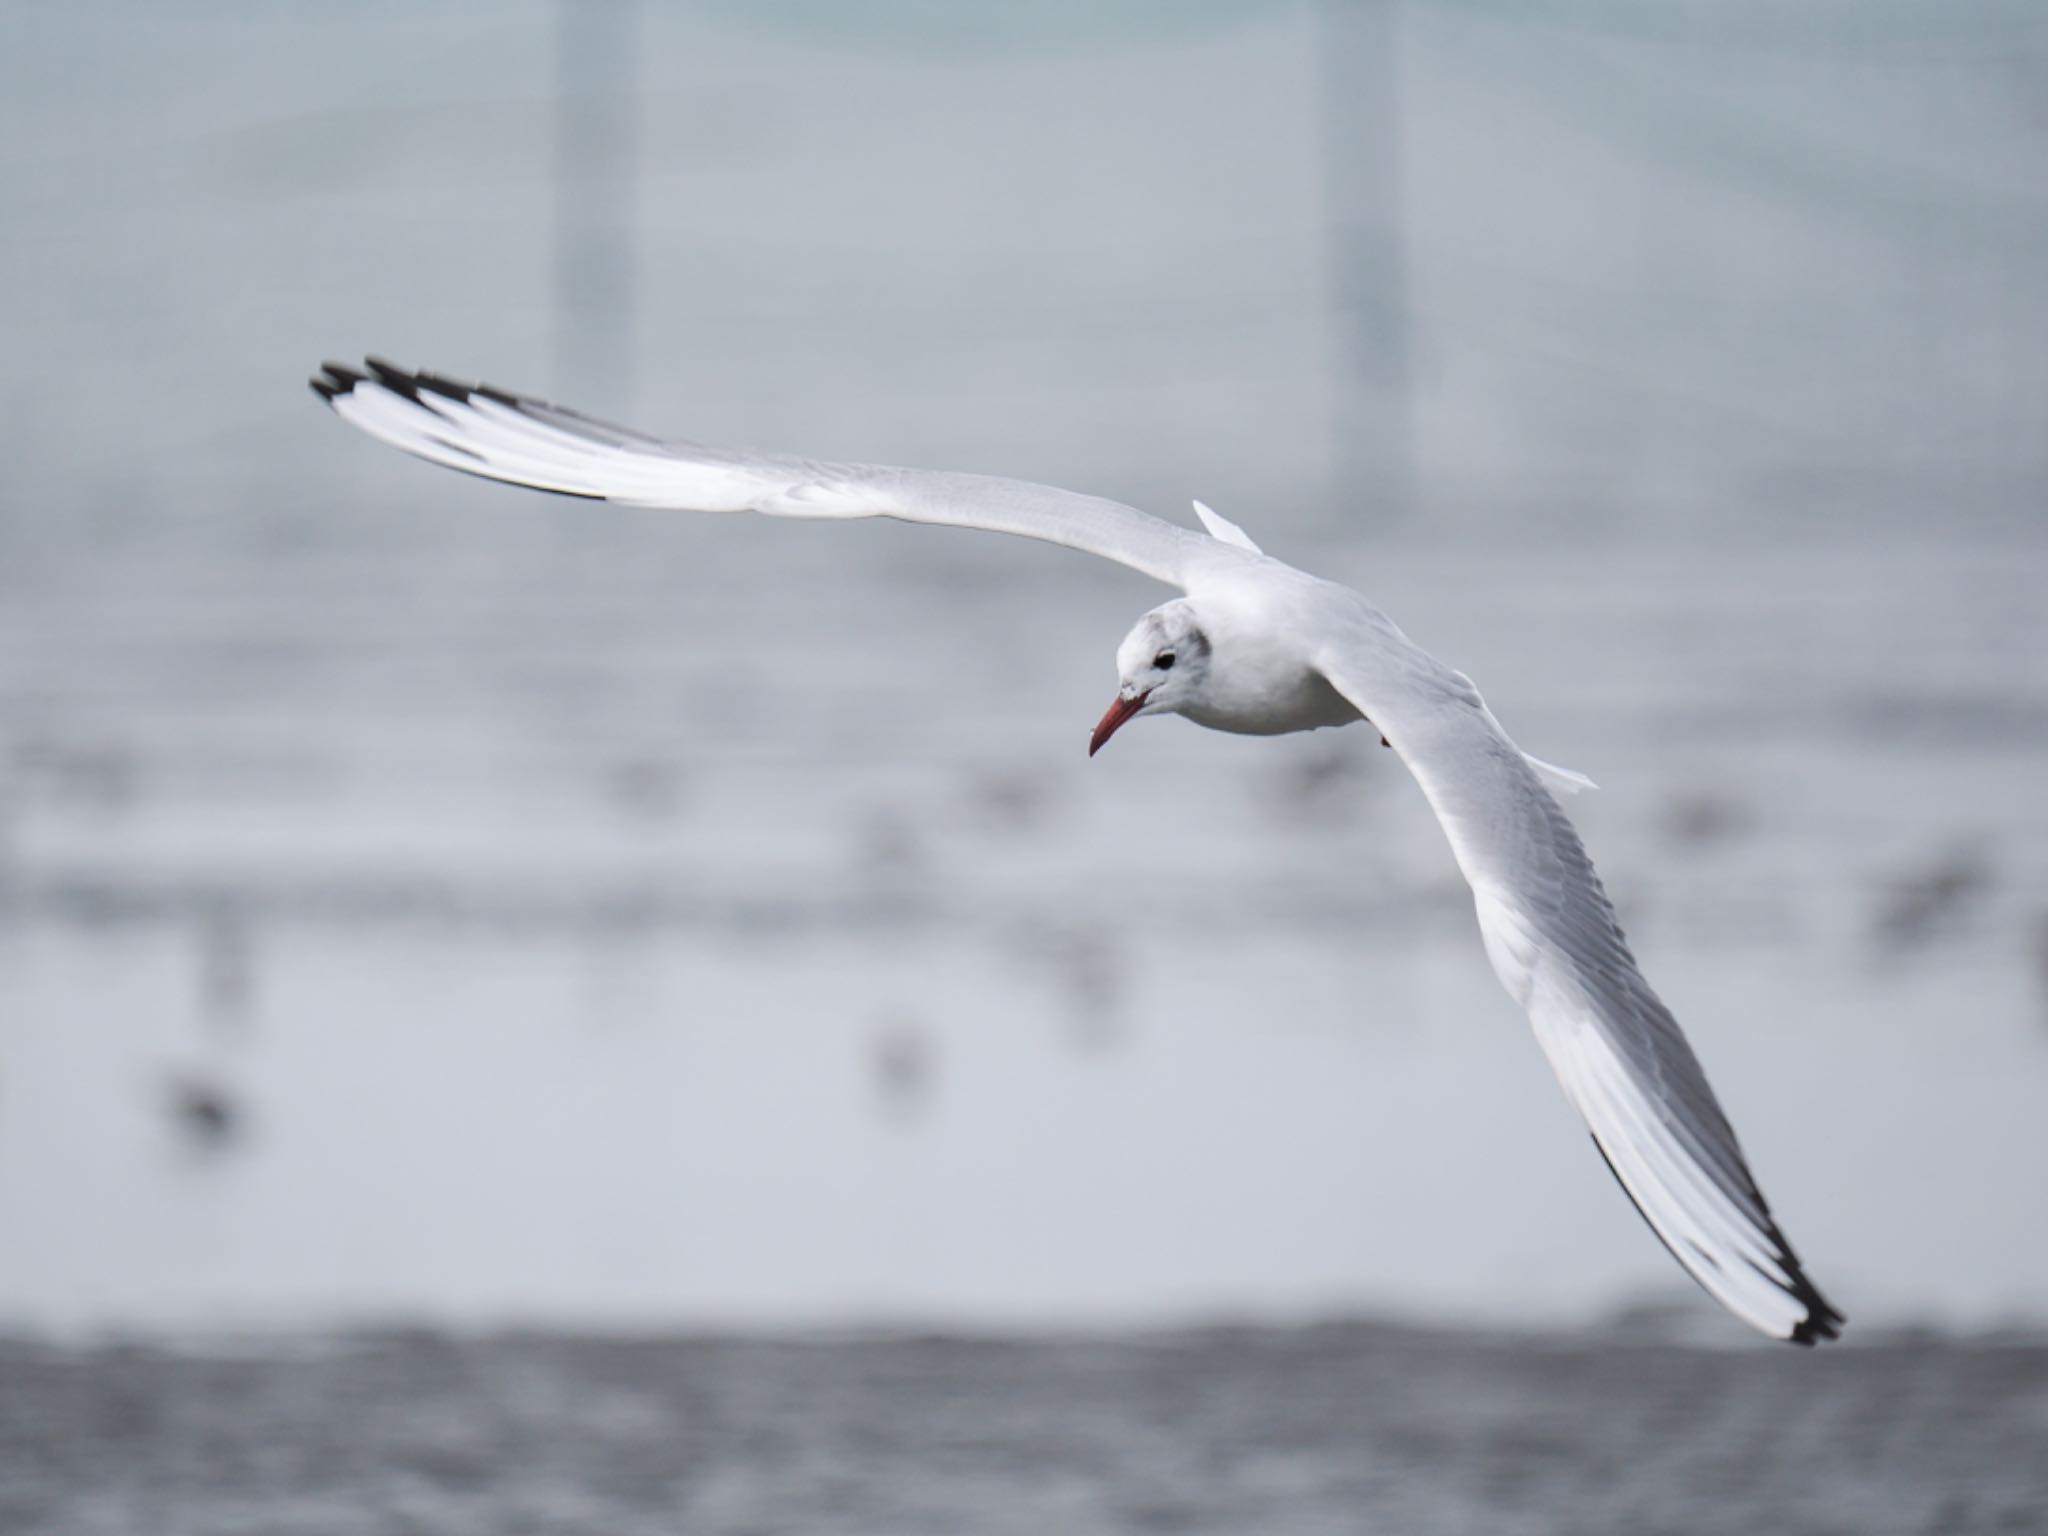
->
[
  {"left": 1314, "top": 625, "right": 1842, "bottom": 1345},
  {"left": 311, "top": 359, "right": 1222, "bottom": 589}
]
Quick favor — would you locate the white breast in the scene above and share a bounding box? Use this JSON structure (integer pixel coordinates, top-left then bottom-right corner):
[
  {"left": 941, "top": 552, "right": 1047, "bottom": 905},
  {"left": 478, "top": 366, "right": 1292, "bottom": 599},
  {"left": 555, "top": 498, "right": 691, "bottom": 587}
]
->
[{"left": 1181, "top": 573, "right": 1367, "bottom": 736}]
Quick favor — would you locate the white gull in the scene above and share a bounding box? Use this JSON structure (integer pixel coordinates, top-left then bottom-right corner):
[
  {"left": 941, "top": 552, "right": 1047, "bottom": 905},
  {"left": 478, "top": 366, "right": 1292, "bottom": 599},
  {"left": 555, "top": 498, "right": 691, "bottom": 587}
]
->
[{"left": 312, "top": 357, "right": 1843, "bottom": 1345}]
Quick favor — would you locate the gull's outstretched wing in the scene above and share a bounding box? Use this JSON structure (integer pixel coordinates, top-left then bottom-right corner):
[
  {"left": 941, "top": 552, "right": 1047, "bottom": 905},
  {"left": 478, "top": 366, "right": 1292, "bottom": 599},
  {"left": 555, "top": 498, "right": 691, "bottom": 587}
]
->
[
  {"left": 1313, "top": 615, "right": 1842, "bottom": 1345},
  {"left": 311, "top": 359, "right": 1229, "bottom": 589}
]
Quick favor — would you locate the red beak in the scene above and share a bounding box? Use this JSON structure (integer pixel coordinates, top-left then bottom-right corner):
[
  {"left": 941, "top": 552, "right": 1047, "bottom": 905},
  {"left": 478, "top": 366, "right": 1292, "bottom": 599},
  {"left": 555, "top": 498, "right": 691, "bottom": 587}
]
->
[{"left": 1089, "top": 690, "right": 1150, "bottom": 757}]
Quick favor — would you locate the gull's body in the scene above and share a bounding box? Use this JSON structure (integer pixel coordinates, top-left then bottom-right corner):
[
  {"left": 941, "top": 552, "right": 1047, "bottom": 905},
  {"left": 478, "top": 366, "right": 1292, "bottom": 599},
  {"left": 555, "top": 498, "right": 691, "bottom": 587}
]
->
[{"left": 312, "top": 358, "right": 1843, "bottom": 1346}]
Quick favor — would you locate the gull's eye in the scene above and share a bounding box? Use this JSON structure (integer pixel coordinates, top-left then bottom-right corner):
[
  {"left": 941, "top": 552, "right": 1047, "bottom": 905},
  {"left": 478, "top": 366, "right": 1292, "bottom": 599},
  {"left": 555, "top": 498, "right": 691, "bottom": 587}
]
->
[{"left": 1153, "top": 650, "right": 1175, "bottom": 671}]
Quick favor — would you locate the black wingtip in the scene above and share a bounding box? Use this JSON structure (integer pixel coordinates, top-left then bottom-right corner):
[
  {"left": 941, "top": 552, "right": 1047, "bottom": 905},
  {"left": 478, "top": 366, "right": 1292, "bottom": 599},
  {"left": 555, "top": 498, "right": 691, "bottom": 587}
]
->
[
  {"left": 312, "top": 357, "right": 469, "bottom": 409},
  {"left": 414, "top": 368, "right": 476, "bottom": 403},
  {"left": 310, "top": 360, "right": 364, "bottom": 404},
  {"left": 1786, "top": 1294, "right": 1847, "bottom": 1347},
  {"left": 363, "top": 355, "right": 421, "bottom": 402},
  {"left": 1588, "top": 1133, "right": 1845, "bottom": 1348},
  {"left": 1755, "top": 1255, "right": 1846, "bottom": 1348}
]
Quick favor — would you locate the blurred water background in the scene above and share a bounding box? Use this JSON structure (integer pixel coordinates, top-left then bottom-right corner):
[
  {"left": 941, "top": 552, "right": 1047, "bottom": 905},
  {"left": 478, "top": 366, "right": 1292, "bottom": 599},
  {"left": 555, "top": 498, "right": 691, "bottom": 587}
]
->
[{"left": 2, "top": 2, "right": 2047, "bottom": 1530}]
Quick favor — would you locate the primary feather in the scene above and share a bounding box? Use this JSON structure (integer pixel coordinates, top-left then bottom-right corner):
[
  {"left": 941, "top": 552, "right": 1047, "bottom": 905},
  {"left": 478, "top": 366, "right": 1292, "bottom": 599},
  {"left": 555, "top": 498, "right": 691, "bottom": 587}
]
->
[
  {"left": 313, "top": 359, "right": 1244, "bottom": 587},
  {"left": 1311, "top": 615, "right": 1840, "bottom": 1344}
]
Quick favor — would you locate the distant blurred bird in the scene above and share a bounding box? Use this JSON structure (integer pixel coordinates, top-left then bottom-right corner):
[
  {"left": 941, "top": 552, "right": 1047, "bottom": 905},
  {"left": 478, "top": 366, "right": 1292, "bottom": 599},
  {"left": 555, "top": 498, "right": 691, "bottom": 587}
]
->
[
  {"left": 869, "top": 1015, "right": 935, "bottom": 1125},
  {"left": 1871, "top": 837, "right": 1994, "bottom": 953},
  {"left": 311, "top": 358, "right": 1843, "bottom": 1346},
  {"left": 166, "top": 1072, "right": 240, "bottom": 1154}
]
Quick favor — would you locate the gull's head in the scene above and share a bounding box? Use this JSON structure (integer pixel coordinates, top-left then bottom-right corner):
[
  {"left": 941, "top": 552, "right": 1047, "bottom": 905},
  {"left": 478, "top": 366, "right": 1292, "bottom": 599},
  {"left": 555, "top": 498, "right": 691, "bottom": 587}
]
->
[{"left": 1089, "top": 600, "right": 1210, "bottom": 757}]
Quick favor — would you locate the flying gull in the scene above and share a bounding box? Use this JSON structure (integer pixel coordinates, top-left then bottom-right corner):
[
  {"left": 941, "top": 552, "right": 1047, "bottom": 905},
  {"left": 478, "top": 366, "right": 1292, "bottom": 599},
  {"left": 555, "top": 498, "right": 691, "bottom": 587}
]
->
[{"left": 311, "top": 357, "right": 1843, "bottom": 1345}]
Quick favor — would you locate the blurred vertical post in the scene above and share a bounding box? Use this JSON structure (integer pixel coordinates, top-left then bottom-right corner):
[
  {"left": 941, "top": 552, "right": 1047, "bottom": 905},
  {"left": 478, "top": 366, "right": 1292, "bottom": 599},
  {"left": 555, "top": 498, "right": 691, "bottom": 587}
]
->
[
  {"left": 555, "top": 0, "right": 639, "bottom": 410},
  {"left": 1317, "top": 0, "right": 1411, "bottom": 523}
]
